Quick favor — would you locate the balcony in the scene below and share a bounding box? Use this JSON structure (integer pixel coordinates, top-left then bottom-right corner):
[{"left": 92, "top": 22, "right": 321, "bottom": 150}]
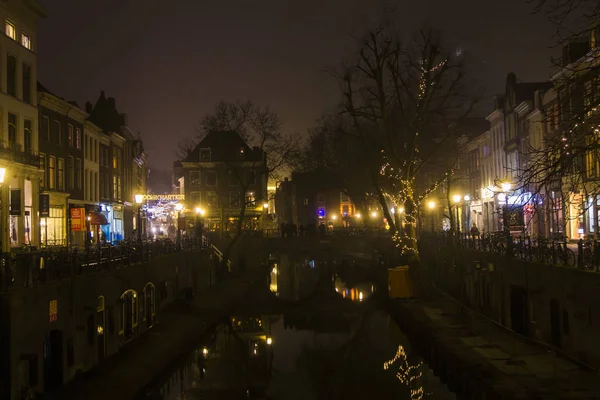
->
[{"left": 0, "top": 143, "right": 40, "bottom": 167}]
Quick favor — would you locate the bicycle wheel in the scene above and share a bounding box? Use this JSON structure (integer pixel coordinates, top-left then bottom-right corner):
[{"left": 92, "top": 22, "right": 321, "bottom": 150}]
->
[{"left": 561, "top": 248, "right": 576, "bottom": 268}]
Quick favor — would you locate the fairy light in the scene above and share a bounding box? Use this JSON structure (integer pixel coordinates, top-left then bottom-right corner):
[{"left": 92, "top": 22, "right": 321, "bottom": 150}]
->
[{"left": 383, "top": 345, "right": 424, "bottom": 400}]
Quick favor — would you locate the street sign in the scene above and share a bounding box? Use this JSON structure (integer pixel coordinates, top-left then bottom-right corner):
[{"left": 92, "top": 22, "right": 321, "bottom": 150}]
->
[{"left": 143, "top": 194, "right": 185, "bottom": 201}]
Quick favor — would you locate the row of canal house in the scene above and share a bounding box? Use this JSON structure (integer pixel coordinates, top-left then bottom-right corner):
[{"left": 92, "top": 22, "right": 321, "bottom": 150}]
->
[
  {"left": 425, "top": 24, "right": 600, "bottom": 240},
  {"left": 0, "top": 0, "right": 147, "bottom": 250},
  {"left": 37, "top": 87, "right": 148, "bottom": 247}
]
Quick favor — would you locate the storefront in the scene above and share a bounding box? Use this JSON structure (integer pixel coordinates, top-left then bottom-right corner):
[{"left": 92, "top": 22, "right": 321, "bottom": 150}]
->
[{"left": 40, "top": 192, "right": 69, "bottom": 247}]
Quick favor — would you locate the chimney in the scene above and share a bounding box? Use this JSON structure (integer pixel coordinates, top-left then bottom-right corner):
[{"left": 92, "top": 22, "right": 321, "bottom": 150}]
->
[{"left": 85, "top": 101, "right": 93, "bottom": 114}]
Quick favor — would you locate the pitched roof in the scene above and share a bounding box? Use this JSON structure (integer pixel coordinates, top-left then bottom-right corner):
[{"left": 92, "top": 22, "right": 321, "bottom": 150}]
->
[{"left": 183, "top": 131, "right": 262, "bottom": 162}]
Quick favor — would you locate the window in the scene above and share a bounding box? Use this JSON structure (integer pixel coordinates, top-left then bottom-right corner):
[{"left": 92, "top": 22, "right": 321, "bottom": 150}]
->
[
  {"left": 68, "top": 157, "right": 74, "bottom": 189},
  {"left": 57, "top": 158, "right": 64, "bottom": 190},
  {"left": 246, "top": 170, "right": 256, "bottom": 185},
  {"left": 68, "top": 125, "right": 74, "bottom": 147},
  {"left": 206, "top": 191, "right": 218, "bottom": 207},
  {"left": 75, "top": 158, "right": 82, "bottom": 190},
  {"left": 112, "top": 147, "right": 121, "bottom": 169},
  {"left": 113, "top": 175, "right": 121, "bottom": 201},
  {"left": 190, "top": 171, "right": 201, "bottom": 186},
  {"left": 24, "top": 119, "right": 31, "bottom": 153},
  {"left": 8, "top": 113, "right": 16, "bottom": 149},
  {"left": 245, "top": 191, "right": 256, "bottom": 206},
  {"left": 303, "top": 198, "right": 309, "bottom": 206},
  {"left": 75, "top": 128, "right": 81, "bottom": 150},
  {"left": 340, "top": 192, "right": 350, "bottom": 203},
  {"left": 51, "top": 121, "right": 61, "bottom": 144},
  {"left": 41, "top": 117, "right": 49, "bottom": 141},
  {"left": 5, "top": 20, "right": 15, "bottom": 40},
  {"left": 84, "top": 135, "right": 88, "bottom": 159},
  {"left": 229, "top": 170, "right": 238, "bottom": 186},
  {"left": 199, "top": 148, "right": 211, "bottom": 161},
  {"left": 22, "top": 63, "right": 31, "bottom": 103},
  {"left": 49, "top": 156, "right": 56, "bottom": 189},
  {"left": 99, "top": 173, "right": 104, "bottom": 198},
  {"left": 229, "top": 191, "right": 240, "bottom": 208},
  {"left": 21, "top": 32, "right": 30, "bottom": 49},
  {"left": 7, "top": 55, "right": 16, "bottom": 97},
  {"left": 39, "top": 153, "right": 46, "bottom": 188},
  {"left": 190, "top": 191, "right": 201, "bottom": 204},
  {"left": 205, "top": 171, "right": 217, "bottom": 186}
]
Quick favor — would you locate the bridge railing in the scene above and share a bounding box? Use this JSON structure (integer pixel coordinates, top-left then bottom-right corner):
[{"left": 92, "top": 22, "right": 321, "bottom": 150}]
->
[{"left": 0, "top": 237, "right": 209, "bottom": 291}]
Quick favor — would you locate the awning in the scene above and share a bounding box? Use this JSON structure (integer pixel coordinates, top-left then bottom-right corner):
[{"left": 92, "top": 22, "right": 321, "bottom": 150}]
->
[{"left": 88, "top": 211, "right": 109, "bottom": 226}]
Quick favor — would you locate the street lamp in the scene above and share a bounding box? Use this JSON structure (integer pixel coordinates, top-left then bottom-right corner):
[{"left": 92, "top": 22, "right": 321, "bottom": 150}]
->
[
  {"left": 195, "top": 207, "right": 205, "bottom": 243},
  {"left": 175, "top": 203, "right": 183, "bottom": 248},
  {"left": 452, "top": 195, "right": 461, "bottom": 232},
  {"left": 134, "top": 194, "right": 144, "bottom": 242},
  {"left": 499, "top": 181, "right": 513, "bottom": 257},
  {"left": 464, "top": 195, "right": 471, "bottom": 233},
  {"left": 428, "top": 200, "right": 436, "bottom": 231}
]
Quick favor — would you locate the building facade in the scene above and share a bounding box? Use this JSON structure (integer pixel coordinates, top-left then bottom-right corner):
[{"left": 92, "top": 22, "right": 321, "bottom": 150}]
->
[
  {"left": 0, "top": 1, "right": 46, "bottom": 251},
  {"left": 180, "top": 131, "right": 268, "bottom": 235},
  {"left": 37, "top": 84, "right": 86, "bottom": 247}
]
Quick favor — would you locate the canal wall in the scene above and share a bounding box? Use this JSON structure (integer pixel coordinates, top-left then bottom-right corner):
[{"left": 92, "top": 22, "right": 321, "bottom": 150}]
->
[{"left": 1, "top": 248, "right": 209, "bottom": 400}]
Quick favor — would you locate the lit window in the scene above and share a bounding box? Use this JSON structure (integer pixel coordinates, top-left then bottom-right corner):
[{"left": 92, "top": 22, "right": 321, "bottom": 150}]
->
[
  {"left": 5, "top": 21, "right": 15, "bottom": 40},
  {"left": 21, "top": 32, "right": 30, "bottom": 49}
]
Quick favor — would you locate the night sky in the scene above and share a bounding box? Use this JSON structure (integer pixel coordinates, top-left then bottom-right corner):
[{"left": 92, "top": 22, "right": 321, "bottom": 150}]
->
[{"left": 37, "top": 0, "right": 557, "bottom": 171}]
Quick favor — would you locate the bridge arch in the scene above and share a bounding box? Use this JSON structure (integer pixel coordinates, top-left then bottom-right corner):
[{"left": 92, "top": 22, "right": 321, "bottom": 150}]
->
[
  {"left": 119, "top": 289, "right": 138, "bottom": 339},
  {"left": 143, "top": 282, "right": 156, "bottom": 328}
]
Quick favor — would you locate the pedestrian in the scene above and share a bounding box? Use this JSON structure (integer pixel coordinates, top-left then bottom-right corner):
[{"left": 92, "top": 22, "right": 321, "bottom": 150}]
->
[{"left": 470, "top": 223, "right": 480, "bottom": 239}]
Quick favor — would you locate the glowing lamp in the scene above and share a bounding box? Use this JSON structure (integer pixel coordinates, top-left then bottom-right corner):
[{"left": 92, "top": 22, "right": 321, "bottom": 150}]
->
[
  {"left": 371, "top": 211, "right": 377, "bottom": 218},
  {"left": 501, "top": 182, "right": 512, "bottom": 192},
  {"left": 0, "top": 167, "right": 6, "bottom": 184},
  {"left": 263, "top": 203, "right": 269, "bottom": 209},
  {"left": 175, "top": 203, "right": 183, "bottom": 211},
  {"left": 398, "top": 207, "right": 404, "bottom": 214},
  {"left": 452, "top": 195, "right": 461, "bottom": 203},
  {"left": 355, "top": 213, "right": 361, "bottom": 219},
  {"left": 266, "top": 337, "right": 273, "bottom": 345},
  {"left": 134, "top": 194, "right": 144, "bottom": 204},
  {"left": 428, "top": 201, "right": 436, "bottom": 209},
  {"left": 331, "top": 215, "right": 337, "bottom": 220},
  {"left": 464, "top": 195, "right": 471, "bottom": 201}
]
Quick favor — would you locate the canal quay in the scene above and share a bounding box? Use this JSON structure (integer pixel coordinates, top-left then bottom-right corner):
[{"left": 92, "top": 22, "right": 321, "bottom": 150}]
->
[{"left": 138, "top": 253, "right": 456, "bottom": 400}]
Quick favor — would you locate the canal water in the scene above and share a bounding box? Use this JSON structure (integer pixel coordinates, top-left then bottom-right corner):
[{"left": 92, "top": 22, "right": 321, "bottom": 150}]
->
[{"left": 140, "top": 256, "right": 456, "bottom": 400}]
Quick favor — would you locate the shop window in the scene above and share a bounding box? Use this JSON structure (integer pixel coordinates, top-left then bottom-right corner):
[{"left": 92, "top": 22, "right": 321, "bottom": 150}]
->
[
  {"left": 40, "top": 206, "right": 65, "bottom": 246},
  {"left": 24, "top": 180, "right": 31, "bottom": 244},
  {"left": 245, "top": 191, "right": 256, "bottom": 207}
]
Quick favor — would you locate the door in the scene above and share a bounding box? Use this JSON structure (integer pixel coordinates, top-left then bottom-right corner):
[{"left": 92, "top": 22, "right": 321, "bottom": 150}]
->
[
  {"left": 550, "top": 298, "right": 561, "bottom": 348},
  {"left": 43, "top": 330, "right": 63, "bottom": 391},
  {"left": 510, "top": 285, "right": 528, "bottom": 336}
]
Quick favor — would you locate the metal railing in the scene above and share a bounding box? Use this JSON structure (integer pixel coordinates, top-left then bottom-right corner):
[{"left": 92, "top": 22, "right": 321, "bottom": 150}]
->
[
  {"left": 421, "top": 231, "right": 600, "bottom": 270},
  {"left": 0, "top": 237, "right": 209, "bottom": 290}
]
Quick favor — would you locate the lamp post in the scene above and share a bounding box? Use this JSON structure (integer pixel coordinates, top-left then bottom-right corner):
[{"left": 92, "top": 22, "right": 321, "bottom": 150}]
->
[
  {"left": 464, "top": 195, "right": 471, "bottom": 233},
  {"left": 175, "top": 203, "right": 183, "bottom": 249},
  {"left": 134, "top": 194, "right": 143, "bottom": 242},
  {"left": 195, "top": 207, "right": 205, "bottom": 244},
  {"left": 0, "top": 168, "right": 7, "bottom": 253},
  {"left": 452, "top": 194, "right": 461, "bottom": 233},
  {"left": 428, "top": 200, "right": 436, "bottom": 232},
  {"left": 262, "top": 202, "right": 269, "bottom": 232},
  {"left": 500, "top": 182, "right": 513, "bottom": 257}
]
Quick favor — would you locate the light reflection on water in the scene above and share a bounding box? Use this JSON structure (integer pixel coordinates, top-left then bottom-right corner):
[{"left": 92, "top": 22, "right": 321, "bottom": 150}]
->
[{"left": 144, "top": 254, "right": 456, "bottom": 399}]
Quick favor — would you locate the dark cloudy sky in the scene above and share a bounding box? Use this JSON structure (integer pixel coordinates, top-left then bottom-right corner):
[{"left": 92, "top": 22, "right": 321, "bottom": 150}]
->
[{"left": 37, "top": 0, "right": 557, "bottom": 171}]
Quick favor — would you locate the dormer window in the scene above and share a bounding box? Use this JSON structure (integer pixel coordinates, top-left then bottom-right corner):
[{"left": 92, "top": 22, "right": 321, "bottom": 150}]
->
[
  {"left": 199, "top": 148, "right": 211, "bottom": 161},
  {"left": 5, "top": 21, "right": 15, "bottom": 40},
  {"left": 238, "top": 147, "right": 245, "bottom": 159}
]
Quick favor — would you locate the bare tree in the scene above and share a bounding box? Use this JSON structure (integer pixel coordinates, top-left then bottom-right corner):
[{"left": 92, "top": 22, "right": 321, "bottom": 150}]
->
[
  {"left": 200, "top": 101, "right": 300, "bottom": 260},
  {"left": 338, "top": 19, "right": 476, "bottom": 259},
  {"left": 174, "top": 136, "right": 198, "bottom": 160}
]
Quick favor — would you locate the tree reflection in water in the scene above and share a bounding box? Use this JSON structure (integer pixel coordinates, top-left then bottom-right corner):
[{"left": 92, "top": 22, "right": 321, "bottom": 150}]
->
[{"left": 383, "top": 345, "right": 425, "bottom": 400}]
